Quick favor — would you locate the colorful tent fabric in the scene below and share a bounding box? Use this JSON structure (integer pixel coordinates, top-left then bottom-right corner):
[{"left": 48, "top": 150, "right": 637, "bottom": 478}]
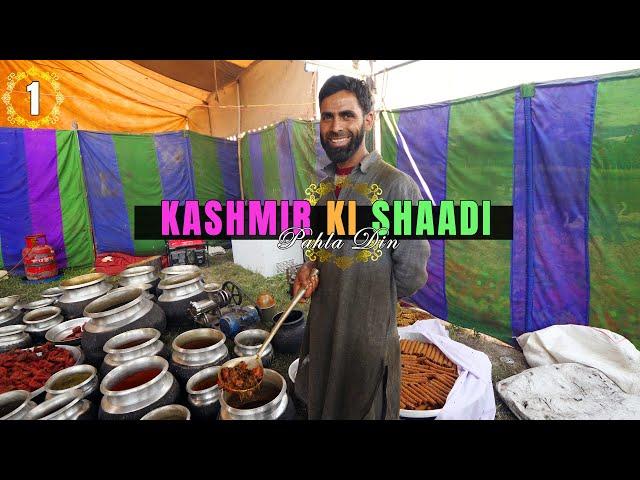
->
[
  {"left": 381, "top": 70, "right": 640, "bottom": 347},
  {"left": 79, "top": 131, "right": 240, "bottom": 257},
  {"left": 239, "top": 119, "right": 374, "bottom": 200},
  {"left": 0, "top": 61, "right": 212, "bottom": 134},
  {"left": 0, "top": 128, "right": 94, "bottom": 272}
]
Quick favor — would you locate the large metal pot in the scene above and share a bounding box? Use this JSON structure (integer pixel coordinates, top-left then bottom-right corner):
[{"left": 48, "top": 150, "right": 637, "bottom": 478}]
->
[
  {"left": 160, "top": 265, "right": 200, "bottom": 279},
  {"left": 0, "top": 324, "right": 31, "bottom": 353},
  {"left": 99, "top": 355, "right": 179, "bottom": 420},
  {"left": 0, "top": 390, "right": 37, "bottom": 420},
  {"left": 58, "top": 273, "right": 113, "bottom": 318},
  {"left": 0, "top": 306, "right": 22, "bottom": 328},
  {"left": 25, "top": 390, "right": 93, "bottom": 420},
  {"left": 185, "top": 366, "right": 221, "bottom": 420},
  {"left": 170, "top": 328, "right": 228, "bottom": 386},
  {"left": 116, "top": 283, "right": 155, "bottom": 302},
  {"left": 18, "top": 298, "right": 58, "bottom": 310},
  {"left": 141, "top": 404, "right": 191, "bottom": 420},
  {"left": 23, "top": 306, "right": 64, "bottom": 338},
  {"left": 81, "top": 287, "right": 166, "bottom": 365},
  {"left": 233, "top": 329, "right": 274, "bottom": 368},
  {"left": 157, "top": 271, "right": 208, "bottom": 329},
  {"left": 119, "top": 266, "right": 159, "bottom": 288},
  {"left": 100, "top": 328, "right": 169, "bottom": 377},
  {"left": 44, "top": 364, "right": 100, "bottom": 402},
  {"left": 219, "top": 369, "right": 293, "bottom": 420},
  {"left": 45, "top": 317, "right": 90, "bottom": 346}
]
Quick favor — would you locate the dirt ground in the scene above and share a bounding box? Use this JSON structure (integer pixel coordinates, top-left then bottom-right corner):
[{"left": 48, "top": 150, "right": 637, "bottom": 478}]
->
[{"left": 444, "top": 323, "right": 528, "bottom": 420}]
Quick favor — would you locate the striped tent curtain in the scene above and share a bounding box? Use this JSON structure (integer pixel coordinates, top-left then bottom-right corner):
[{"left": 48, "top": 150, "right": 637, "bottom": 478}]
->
[
  {"left": 0, "top": 129, "right": 93, "bottom": 271},
  {"left": 381, "top": 70, "right": 640, "bottom": 347}
]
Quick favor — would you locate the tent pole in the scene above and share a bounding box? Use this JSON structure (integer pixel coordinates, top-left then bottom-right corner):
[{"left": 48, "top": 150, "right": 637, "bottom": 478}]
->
[{"left": 236, "top": 79, "right": 244, "bottom": 201}]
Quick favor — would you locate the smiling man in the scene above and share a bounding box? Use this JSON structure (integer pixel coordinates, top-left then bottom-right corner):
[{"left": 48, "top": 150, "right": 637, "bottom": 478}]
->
[{"left": 293, "top": 75, "right": 431, "bottom": 420}]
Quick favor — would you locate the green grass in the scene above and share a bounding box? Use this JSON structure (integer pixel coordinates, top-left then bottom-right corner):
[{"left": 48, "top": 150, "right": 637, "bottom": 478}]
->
[
  {"left": 0, "top": 265, "right": 94, "bottom": 302},
  {"left": 204, "top": 251, "right": 309, "bottom": 317}
]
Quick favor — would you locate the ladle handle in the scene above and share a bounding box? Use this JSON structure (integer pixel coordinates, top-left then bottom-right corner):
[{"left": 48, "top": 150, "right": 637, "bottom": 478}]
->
[{"left": 257, "top": 268, "right": 318, "bottom": 358}]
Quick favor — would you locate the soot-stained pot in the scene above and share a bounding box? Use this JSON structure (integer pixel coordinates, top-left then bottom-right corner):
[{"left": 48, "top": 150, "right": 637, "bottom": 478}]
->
[
  {"left": 81, "top": 287, "right": 166, "bottom": 366},
  {"left": 157, "top": 271, "right": 208, "bottom": 330},
  {"left": 98, "top": 355, "right": 179, "bottom": 421},
  {"left": 219, "top": 369, "right": 294, "bottom": 420},
  {"left": 169, "top": 328, "right": 228, "bottom": 386},
  {"left": 0, "top": 390, "right": 37, "bottom": 420},
  {"left": 185, "top": 366, "right": 221, "bottom": 420},
  {"left": 58, "top": 273, "right": 113, "bottom": 319},
  {"left": 0, "top": 324, "right": 31, "bottom": 353},
  {"left": 100, "top": 328, "right": 170, "bottom": 377},
  {"left": 44, "top": 364, "right": 101, "bottom": 404},
  {"left": 25, "top": 390, "right": 94, "bottom": 420},
  {"left": 271, "top": 310, "right": 306, "bottom": 355},
  {"left": 233, "top": 329, "right": 274, "bottom": 368},
  {"left": 22, "top": 306, "right": 64, "bottom": 339},
  {"left": 141, "top": 404, "right": 191, "bottom": 420}
]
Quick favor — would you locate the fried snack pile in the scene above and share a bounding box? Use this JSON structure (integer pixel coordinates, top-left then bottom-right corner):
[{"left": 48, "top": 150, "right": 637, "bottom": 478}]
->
[
  {"left": 0, "top": 343, "right": 75, "bottom": 394},
  {"left": 218, "top": 361, "right": 264, "bottom": 392},
  {"left": 400, "top": 339, "right": 458, "bottom": 410},
  {"left": 396, "top": 304, "right": 433, "bottom": 327}
]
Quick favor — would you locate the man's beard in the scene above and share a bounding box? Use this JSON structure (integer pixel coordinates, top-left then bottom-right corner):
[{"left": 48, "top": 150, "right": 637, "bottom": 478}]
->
[{"left": 321, "top": 127, "right": 365, "bottom": 164}]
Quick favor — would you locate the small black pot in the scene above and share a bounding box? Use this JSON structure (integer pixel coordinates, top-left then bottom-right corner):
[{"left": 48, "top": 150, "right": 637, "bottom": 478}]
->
[{"left": 271, "top": 310, "right": 306, "bottom": 355}]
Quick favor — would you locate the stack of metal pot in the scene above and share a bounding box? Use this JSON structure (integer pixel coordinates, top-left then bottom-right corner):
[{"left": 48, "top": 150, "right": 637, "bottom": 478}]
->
[
  {"left": 98, "top": 355, "right": 180, "bottom": 420},
  {"left": 81, "top": 286, "right": 166, "bottom": 365},
  {"left": 157, "top": 270, "right": 208, "bottom": 329},
  {"left": 58, "top": 273, "right": 113, "bottom": 319},
  {"left": 169, "top": 328, "right": 228, "bottom": 386},
  {"left": 100, "top": 328, "right": 170, "bottom": 377}
]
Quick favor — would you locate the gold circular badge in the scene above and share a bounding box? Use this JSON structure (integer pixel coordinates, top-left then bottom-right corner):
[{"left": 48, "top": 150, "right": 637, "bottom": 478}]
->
[{"left": 2, "top": 67, "right": 64, "bottom": 128}]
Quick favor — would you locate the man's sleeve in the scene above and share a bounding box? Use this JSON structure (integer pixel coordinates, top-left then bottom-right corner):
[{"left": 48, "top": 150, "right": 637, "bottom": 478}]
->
[{"left": 388, "top": 176, "right": 431, "bottom": 299}]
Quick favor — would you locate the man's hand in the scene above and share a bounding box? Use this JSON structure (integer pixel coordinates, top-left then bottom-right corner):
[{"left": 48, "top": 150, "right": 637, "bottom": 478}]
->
[{"left": 293, "top": 262, "right": 319, "bottom": 303}]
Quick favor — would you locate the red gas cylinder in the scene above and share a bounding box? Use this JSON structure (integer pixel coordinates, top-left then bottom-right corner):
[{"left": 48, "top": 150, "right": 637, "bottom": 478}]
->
[{"left": 23, "top": 234, "right": 58, "bottom": 281}]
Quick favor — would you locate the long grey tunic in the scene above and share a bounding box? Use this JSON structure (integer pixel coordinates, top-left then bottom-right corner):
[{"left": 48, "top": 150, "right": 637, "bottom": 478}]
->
[{"left": 294, "top": 151, "right": 431, "bottom": 419}]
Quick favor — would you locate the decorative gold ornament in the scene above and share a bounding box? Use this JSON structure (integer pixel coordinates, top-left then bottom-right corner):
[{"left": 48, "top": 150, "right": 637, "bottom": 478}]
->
[
  {"left": 3, "top": 67, "right": 64, "bottom": 129},
  {"left": 304, "top": 177, "right": 386, "bottom": 269}
]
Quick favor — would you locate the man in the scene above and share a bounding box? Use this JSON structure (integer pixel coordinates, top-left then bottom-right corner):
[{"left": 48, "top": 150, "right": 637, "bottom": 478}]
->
[{"left": 293, "top": 75, "right": 431, "bottom": 419}]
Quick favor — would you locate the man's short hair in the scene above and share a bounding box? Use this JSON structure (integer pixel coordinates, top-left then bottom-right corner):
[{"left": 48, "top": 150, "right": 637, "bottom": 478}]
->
[{"left": 318, "top": 75, "right": 374, "bottom": 115}]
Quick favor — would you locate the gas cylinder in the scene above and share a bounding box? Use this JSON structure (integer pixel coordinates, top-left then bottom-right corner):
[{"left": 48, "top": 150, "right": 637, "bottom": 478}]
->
[{"left": 23, "top": 234, "right": 58, "bottom": 281}]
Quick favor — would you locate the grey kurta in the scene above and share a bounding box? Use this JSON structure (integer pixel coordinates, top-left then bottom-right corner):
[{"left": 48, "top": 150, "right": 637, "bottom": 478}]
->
[{"left": 294, "top": 150, "right": 431, "bottom": 419}]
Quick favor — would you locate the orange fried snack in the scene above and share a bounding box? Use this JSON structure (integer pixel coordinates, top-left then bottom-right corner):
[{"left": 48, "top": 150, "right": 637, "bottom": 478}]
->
[{"left": 399, "top": 339, "right": 458, "bottom": 411}]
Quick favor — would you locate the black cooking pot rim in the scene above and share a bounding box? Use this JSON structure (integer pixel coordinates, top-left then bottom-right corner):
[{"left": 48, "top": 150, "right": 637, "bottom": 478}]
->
[{"left": 273, "top": 310, "right": 304, "bottom": 326}]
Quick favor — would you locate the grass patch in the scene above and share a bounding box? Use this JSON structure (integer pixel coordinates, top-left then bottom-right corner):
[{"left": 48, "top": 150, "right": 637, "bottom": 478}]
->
[
  {"left": 0, "top": 265, "right": 94, "bottom": 302},
  {"left": 203, "top": 251, "right": 309, "bottom": 317}
]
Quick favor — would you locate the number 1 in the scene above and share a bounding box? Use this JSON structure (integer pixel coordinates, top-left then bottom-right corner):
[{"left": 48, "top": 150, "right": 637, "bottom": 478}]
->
[{"left": 27, "top": 81, "right": 40, "bottom": 116}]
